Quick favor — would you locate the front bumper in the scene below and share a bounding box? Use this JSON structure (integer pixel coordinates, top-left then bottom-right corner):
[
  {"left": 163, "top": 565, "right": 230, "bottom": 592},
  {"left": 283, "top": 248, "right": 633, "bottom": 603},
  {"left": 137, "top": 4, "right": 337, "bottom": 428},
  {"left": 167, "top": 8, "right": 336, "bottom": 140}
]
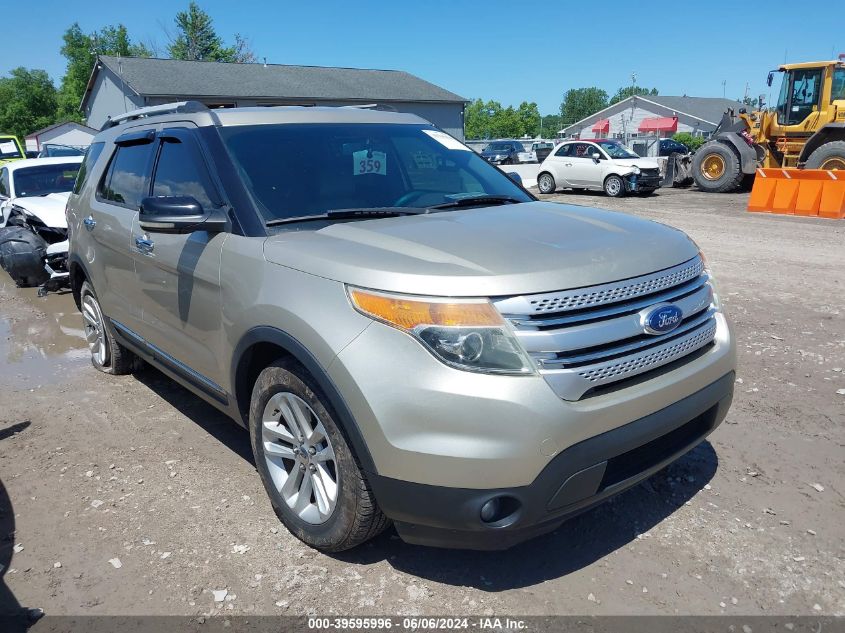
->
[
  {"left": 626, "top": 173, "right": 661, "bottom": 191},
  {"left": 369, "top": 371, "right": 734, "bottom": 549}
]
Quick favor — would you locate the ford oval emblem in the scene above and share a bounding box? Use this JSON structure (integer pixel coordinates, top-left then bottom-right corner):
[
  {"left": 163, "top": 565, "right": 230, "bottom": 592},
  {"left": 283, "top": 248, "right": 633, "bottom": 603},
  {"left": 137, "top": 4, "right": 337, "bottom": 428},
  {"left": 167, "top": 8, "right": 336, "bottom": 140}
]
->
[{"left": 641, "top": 304, "right": 683, "bottom": 335}]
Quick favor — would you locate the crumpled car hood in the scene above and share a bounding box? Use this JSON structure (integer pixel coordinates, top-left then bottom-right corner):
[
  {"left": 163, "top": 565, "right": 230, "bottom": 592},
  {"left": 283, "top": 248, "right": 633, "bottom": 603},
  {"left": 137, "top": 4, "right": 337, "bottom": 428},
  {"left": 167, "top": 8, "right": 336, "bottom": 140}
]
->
[
  {"left": 263, "top": 201, "right": 698, "bottom": 297},
  {"left": 12, "top": 192, "right": 70, "bottom": 228}
]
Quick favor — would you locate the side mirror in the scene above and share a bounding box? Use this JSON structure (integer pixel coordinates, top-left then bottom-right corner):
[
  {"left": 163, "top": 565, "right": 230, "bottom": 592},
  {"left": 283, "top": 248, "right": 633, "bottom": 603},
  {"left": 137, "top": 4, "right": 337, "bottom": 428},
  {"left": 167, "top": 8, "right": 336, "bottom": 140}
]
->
[
  {"left": 506, "top": 172, "right": 523, "bottom": 186},
  {"left": 139, "top": 196, "right": 227, "bottom": 234},
  {"left": 591, "top": 152, "right": 602, "bottom": 162}
]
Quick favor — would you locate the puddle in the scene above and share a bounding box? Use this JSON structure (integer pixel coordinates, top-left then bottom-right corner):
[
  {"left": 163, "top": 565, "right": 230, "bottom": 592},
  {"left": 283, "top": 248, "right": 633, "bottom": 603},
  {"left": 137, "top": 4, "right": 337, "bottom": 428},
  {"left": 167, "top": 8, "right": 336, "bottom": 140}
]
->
[{"left": 0, "top": 271, "right": 90, "bottom": 388}]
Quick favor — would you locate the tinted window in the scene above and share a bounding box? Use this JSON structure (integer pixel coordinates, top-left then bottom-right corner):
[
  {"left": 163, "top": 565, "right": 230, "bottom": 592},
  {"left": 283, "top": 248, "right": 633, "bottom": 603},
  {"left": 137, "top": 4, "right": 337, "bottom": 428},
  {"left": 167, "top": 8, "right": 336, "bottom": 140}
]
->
[
  {"left": 555, "top": 144, "right": 571, "bottom": 157},
  {"left": 100, "top": 143, "right": 154, "bottom": 208},
  {"left": 832, "top": 68, "right": 845, "bottom": 102},
  {"left": 152, "top": 138, "right": 216, "bottom": 209},
  {"left": 0, "top": 168, "right": 8, "bottom": 197},
  {"left": 73, "top": 142, "right": 105, "bottom": 194},
  {"left": 572, "top": 143, "right": 594, "bottom": 157},
  {"left": 219, "top": 124, "right": 531, "bottom": 223},
  {"left": 12, "top": 163, "right": 81, "bottom": 197}
]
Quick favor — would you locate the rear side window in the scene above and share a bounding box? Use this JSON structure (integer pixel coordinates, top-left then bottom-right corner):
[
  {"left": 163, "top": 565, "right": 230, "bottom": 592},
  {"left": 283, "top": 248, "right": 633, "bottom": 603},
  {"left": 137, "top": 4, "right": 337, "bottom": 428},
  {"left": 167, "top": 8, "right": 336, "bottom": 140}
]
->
[
  {"left": 555, "top": 144, "right": 571, "bottom": 157},
  {"left": 152, "top": 137, "right": 217, "bottom": 209},
  {"left": 99, "top": 143, "right": 154, "bottom": 209},
  {"left": 73, "top": 142, "right": 105, "bottom": 194}
]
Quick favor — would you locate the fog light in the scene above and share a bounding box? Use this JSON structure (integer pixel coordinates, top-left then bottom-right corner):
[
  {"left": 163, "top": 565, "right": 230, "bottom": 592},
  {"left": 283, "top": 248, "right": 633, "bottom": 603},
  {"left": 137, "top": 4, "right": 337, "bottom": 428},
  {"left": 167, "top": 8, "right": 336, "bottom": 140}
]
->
[{"left": 480, "top": 498, "right": 500, "bottom": 523}]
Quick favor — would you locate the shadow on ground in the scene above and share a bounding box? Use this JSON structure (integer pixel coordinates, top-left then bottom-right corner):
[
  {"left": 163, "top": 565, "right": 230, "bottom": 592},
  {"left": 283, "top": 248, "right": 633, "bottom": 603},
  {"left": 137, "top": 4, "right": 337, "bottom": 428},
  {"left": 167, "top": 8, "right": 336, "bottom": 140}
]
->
[{"left": 132, "top": 364, "right": 718, "bottom": 591}]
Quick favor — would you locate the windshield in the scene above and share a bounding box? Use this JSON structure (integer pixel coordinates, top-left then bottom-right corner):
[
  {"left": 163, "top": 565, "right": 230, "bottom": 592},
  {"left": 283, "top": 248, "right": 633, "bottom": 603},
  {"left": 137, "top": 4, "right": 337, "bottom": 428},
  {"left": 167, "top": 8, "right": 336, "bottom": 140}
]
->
[
  {"left": 40, "top": 145, "right": 86, "bottom": 157},
  {"left": 486, "top": 143, "right": 514, "bottom": 152},
  {"left": 0, "top": 138, "right": 23, "bottom": 160},
  {"left": 219, "top": 124, "right": 532, "bottom": 223},
  {"left": 13, "top": 163, "right": 81, "bottom": 197},
  {"left": 596, "top": 141, "right": 638, "bottom": 159}
]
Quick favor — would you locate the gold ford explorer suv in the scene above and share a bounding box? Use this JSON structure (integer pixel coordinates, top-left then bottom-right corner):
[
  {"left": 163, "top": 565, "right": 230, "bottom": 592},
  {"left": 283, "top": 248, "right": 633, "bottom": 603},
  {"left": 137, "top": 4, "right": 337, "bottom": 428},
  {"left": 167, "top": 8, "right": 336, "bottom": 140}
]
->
[{"left": 66, "top": 102, "right": 736, "bottom": 551}]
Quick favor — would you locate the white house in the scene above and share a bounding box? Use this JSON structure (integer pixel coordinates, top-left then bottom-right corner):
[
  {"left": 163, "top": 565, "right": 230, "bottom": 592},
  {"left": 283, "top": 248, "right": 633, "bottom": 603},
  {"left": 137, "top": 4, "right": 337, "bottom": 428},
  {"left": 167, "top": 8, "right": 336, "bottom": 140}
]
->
[{"left": 24, "top": 121, "right": 97, "bottom": 152}]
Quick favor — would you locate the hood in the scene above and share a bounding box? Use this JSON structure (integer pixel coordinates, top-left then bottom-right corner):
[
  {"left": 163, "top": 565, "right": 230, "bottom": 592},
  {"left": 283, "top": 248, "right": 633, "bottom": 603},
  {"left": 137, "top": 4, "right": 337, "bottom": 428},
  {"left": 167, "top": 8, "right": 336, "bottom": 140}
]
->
[
  {"left": 12, "top": 192, "right": 70, "bottom": 229},
  {"left": 613, "top": 158, "right": 660, "bottom": 169},
  {"left": 263, "top": 201, "right": 698, "bottom": 297}
]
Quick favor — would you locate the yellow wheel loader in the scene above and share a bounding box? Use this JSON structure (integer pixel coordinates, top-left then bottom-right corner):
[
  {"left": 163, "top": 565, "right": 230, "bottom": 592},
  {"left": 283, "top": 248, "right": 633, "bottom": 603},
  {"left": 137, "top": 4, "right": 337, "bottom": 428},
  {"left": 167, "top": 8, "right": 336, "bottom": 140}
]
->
[{"left": 693, "top": 55, "right": 845, "bottom": 193}]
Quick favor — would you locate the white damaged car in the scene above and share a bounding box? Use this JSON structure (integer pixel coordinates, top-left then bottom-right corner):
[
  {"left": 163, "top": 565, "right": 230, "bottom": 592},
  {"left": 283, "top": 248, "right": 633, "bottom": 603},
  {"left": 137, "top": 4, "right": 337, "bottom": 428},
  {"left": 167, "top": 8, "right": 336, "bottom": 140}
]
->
[
  {"left": 537, "top": 139, "right": 661, "bottom": 197},
  {"left": 0, "top": 156, "right": 82, "bottom": 290}
]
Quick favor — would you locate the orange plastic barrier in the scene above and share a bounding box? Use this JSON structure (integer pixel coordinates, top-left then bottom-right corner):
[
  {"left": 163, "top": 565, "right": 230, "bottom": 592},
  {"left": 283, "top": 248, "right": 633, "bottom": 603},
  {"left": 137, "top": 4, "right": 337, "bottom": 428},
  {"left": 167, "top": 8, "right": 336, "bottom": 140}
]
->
[{"left": 748, "top": 168, "right": 845, "bottom": 218}]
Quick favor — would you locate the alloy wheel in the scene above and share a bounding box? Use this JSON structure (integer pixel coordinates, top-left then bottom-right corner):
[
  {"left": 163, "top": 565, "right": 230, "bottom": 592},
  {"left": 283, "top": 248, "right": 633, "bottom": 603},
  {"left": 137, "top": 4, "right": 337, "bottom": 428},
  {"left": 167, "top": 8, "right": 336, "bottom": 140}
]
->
[
  {"left": 261, "top": 392, "right": 338, "bottom": 524},
  {"left": 81, "top": 293, "right": 108, "bottom": 367}
]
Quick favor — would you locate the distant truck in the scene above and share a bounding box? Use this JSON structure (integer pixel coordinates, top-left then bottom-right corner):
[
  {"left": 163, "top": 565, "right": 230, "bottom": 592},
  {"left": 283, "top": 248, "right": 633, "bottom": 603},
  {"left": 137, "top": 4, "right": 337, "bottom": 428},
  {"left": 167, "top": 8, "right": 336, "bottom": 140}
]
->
[{"left": 0, "top": 135, "right": 25, "bottom": 166}]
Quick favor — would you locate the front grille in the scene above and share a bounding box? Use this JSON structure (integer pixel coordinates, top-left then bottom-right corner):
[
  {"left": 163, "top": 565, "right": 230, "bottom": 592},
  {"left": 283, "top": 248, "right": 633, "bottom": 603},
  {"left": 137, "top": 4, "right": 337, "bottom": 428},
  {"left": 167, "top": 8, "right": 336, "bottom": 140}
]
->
[
  {"left": 494, "top": 256, "right": 718, "bottom": 400},
  {"left": 640, "top": 168, "right": 660, "bottom": 179}
]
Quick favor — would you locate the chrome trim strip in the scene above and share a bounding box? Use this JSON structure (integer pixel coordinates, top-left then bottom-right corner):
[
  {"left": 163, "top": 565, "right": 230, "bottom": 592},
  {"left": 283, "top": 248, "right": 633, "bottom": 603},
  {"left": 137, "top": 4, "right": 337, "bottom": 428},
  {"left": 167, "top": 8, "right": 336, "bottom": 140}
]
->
[
  {"left": 504, "top": 274, "right": 709, "bottom": 329},
  {"left": 535, "top": 310, "right": 716, "bottom": 368},
  {"left": 111, "top": 320, "right": 226, "bottom": 396},
  {"left": 494, "top": 256, "right": 703, "bottom": 316},
  {"left": 516, "top": 284, "right": 713, "bottom": 354},
  {"left": 541, "top": 319, "right": 718, "bottom": 401}
]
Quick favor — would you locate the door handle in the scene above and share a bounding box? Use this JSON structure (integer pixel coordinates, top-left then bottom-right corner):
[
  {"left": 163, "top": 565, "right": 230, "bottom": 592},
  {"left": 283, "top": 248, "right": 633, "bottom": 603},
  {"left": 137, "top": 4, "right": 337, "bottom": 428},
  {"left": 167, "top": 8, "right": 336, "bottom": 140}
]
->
[
  {"left": 564, "top": 162, "right": 573, "bottom": 167},
  {"left": 83, "top": 215, "right": 96, "bottom": 231},
  {"left": 135, "top": 236, "right": 155, "bottom": 255}
]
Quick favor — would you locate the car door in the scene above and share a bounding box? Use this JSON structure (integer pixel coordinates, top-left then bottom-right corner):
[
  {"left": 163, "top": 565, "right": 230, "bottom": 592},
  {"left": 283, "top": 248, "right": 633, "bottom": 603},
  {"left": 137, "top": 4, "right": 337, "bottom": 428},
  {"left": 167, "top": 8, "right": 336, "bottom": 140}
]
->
[
  {"left": 131, "top": 126, "right": 228, "bottom": 391},
  {"left": 567, "top": 143, "right": 605, "bottom": 187},
  {"left": 546, "top": 143, "right": 577, "bottom": 186},
  {"left": 86, "top": 126, "right": 158, "bottom": 331}
]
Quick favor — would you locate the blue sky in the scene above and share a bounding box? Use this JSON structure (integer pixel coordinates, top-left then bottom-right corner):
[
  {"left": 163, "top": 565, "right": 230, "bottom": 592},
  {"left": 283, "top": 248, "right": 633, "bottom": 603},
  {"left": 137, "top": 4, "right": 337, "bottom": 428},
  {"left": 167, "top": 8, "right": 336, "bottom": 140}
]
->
[{"left": 1, "top": 0, "right": 831, "bottom": 114}]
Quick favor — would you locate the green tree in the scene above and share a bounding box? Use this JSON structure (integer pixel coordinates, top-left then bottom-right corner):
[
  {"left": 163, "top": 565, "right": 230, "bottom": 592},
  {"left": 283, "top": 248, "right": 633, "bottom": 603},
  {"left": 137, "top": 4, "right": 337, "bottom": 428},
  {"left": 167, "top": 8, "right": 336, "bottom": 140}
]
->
[
  {"left": 609, "top": 85, "right": 658, "bottom": 105},
  {"left": 57, "top": 22, "right": 151, "bottom": 122},
  {"left": 0, "top": 68, "right": 59, "bottom": 140},
  {"left": 542, "top": 114, "right": 562, "bottom": 137},
  {"left": 168, "top": 2, "right": 255, "bottom": 62},
  {"left": 671, "top": 132, "right": 707, "bottom": 152},
  {"left": 516, "top": 101, "right": 541, "bottom": 137},
  {"left": 559, "top": 87, "right": 608, "bottom": 126}
]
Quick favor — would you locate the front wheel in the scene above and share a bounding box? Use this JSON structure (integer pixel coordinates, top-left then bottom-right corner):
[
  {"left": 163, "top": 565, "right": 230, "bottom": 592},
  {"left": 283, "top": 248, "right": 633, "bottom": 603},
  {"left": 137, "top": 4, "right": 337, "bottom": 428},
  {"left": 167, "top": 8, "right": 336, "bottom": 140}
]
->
[
  {"left": 537, "top": 172, "right": 556, "bottom": 194},
  {"left": 249, "top": 359, "right": 389, "bottom": 552},
  {"left": 604, "top": 174, "right": 625, "bottom": 197},
  {"left": 692, "top": 141, "right": 743, "bottom": 192}
]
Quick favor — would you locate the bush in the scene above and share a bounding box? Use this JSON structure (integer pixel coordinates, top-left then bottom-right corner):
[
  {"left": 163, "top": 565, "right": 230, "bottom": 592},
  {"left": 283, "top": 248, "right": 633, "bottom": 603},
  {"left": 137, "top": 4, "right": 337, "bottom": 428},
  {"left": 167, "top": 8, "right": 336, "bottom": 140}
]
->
[{"left": 672, "top": 132, "right": 707, "bottom": 152}]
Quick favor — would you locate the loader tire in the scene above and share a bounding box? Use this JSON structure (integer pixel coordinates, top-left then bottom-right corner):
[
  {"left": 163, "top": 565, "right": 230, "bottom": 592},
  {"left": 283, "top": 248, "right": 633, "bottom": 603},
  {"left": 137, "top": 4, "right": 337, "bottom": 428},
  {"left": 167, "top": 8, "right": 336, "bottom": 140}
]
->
[
  {"left": 805, "top": 141, "right": 845, "bottom": 171},
  {"left": 692, "top": 141, "right": 744, "bottom": 193}
]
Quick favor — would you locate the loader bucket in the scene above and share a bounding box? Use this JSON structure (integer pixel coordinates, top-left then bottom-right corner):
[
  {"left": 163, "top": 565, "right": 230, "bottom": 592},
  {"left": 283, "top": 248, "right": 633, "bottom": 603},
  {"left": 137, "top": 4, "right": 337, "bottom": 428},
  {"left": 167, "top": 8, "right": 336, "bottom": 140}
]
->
[{"left": 748, "top": 168, "right": 845, "bottom": 218}]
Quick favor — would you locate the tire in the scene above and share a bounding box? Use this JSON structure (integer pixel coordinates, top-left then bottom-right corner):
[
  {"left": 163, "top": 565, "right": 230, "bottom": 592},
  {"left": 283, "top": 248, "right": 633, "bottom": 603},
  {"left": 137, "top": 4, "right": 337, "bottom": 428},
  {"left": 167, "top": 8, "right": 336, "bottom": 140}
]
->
[
  {"left": 537, "top": 172, "right": 556, "bottom": 194},
  {"left": 603, "top": 174, "right": 625, "bottom": 198},
  {"left": 249, "top": 359, "right": 389, "bottom": 552},
  {"left": 692, "top": 141, "right": 743, "bottom": 193},
  {"left": 79, "top": 281, "right": 139, "bottom": 375},
  {"left": 805, "top": 141, "right": 845, "bottom": 170},
  {"left": 0, "top": 226, "right": 49, "bottom": 287}
]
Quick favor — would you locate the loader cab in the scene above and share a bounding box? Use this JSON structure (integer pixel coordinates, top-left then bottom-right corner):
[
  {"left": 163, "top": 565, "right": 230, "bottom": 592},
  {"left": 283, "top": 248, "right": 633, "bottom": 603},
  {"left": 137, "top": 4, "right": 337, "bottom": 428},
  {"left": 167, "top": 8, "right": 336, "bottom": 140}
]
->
[{"left": 774, "top": 66, "right": 824, "bottom": 126}]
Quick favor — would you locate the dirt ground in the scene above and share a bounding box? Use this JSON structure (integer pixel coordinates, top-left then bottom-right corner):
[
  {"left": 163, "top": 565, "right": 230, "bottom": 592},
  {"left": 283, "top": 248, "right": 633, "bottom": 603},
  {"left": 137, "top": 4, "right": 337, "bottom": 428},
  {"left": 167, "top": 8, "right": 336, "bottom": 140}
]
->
[{"left": 0, "top": 187, "right": 843, "bottom": 618}]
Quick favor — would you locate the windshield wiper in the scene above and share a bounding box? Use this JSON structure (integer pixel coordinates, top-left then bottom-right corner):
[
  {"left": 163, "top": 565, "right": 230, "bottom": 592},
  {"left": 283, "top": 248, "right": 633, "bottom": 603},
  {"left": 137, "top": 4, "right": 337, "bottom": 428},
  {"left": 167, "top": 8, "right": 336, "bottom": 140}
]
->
[
  {"left": 429, "top": 195, "right": 524, "bottom": 210},
  {"left": 266, "top": 207, "right": 429, "bottom": 227}
]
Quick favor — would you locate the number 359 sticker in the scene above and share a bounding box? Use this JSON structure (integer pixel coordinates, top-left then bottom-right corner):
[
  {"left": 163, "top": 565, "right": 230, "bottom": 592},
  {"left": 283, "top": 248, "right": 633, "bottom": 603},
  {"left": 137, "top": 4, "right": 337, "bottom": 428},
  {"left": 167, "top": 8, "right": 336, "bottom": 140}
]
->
[{"left": 353, "top": 150, "right": 387, "bottom": 176}]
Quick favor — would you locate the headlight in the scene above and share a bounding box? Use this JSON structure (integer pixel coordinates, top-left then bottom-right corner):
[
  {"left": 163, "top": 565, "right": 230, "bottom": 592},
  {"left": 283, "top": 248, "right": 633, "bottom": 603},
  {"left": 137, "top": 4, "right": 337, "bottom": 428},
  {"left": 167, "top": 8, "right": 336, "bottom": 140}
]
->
[
  {"left": 631, "top": 166, "right": 641, "bottom": 175},
  {"left": 348, "top": 287, "right": 535, "bottom": 375}
]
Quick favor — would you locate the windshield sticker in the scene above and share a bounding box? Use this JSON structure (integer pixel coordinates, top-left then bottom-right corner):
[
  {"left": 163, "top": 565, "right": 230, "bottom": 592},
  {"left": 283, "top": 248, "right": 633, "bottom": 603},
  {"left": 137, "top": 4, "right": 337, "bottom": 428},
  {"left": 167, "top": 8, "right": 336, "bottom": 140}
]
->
[
  {"left": 422, "top": 130, "right": 470, "bottom": 151},
  {"left": 0, "top": 141, "right": 17, "bottom": 155},
  {"left": 353, "top": 150, "right": 387, "bottom": 176}
]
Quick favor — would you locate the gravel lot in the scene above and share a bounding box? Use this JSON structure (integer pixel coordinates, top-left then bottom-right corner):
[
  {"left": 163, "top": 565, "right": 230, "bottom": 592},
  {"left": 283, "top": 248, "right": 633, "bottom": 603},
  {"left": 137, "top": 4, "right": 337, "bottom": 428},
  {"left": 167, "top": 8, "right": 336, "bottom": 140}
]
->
[{"left": 1, "top": 187, "right": 843, "bottom": 618}]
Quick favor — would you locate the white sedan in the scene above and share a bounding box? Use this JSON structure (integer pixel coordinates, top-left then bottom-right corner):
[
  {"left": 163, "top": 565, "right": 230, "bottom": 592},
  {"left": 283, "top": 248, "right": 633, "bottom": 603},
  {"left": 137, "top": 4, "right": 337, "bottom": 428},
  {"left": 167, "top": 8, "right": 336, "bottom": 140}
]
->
[
  {"left": 0, "top": 156, "right": 83, "bottom": 228},
  {"left": 537, "top": 140, "right": 661, "bottom": 197}
]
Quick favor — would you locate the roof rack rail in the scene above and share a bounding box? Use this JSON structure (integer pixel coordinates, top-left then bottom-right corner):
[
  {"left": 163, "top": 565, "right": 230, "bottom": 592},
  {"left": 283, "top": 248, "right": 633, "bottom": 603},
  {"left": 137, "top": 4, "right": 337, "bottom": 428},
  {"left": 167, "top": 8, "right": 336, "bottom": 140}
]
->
[{"left": 101, "top": 101, "right": 210, "bottom": 131}]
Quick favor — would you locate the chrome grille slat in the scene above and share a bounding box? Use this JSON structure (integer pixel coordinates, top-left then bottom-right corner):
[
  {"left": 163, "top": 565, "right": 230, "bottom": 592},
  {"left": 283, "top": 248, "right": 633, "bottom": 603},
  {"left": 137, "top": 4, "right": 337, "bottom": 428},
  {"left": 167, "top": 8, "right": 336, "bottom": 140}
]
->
[
  {"left": 494, "top": 255, "right": 718, "bottom": 401},
  {"left": 503, "top": 274, "right": 709, "bottom": 329},
  {"left": 537, "top": 308, "right": 716, "bottom": 368},
  {"left": 494, "top": 257, "right": 703, "bottom": 316}
]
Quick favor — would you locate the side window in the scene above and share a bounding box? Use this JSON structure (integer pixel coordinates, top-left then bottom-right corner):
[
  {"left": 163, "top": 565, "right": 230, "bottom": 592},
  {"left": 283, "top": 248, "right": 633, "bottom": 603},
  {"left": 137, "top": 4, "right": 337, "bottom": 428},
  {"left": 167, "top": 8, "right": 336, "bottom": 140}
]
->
[
  {"left": 555, "top": 144, "right": 571, "bottom": 157},
  {"left": 573, "top": 143, "right": 592, "bottom": 158},
  {"left": 99, "top": 142, "right": 155, "bottom": 209},
  {"left": 73, "top": 142, "right": 105, "bottom": 194},
  {"left": 151, "top": 136, "right": 217, "bottom": 209},
  {"left": 0, "top": 168, "right": 8, "bottom": 197},
  {"left": 832, "top": 68, "right": 845, "bottom": 102}
]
